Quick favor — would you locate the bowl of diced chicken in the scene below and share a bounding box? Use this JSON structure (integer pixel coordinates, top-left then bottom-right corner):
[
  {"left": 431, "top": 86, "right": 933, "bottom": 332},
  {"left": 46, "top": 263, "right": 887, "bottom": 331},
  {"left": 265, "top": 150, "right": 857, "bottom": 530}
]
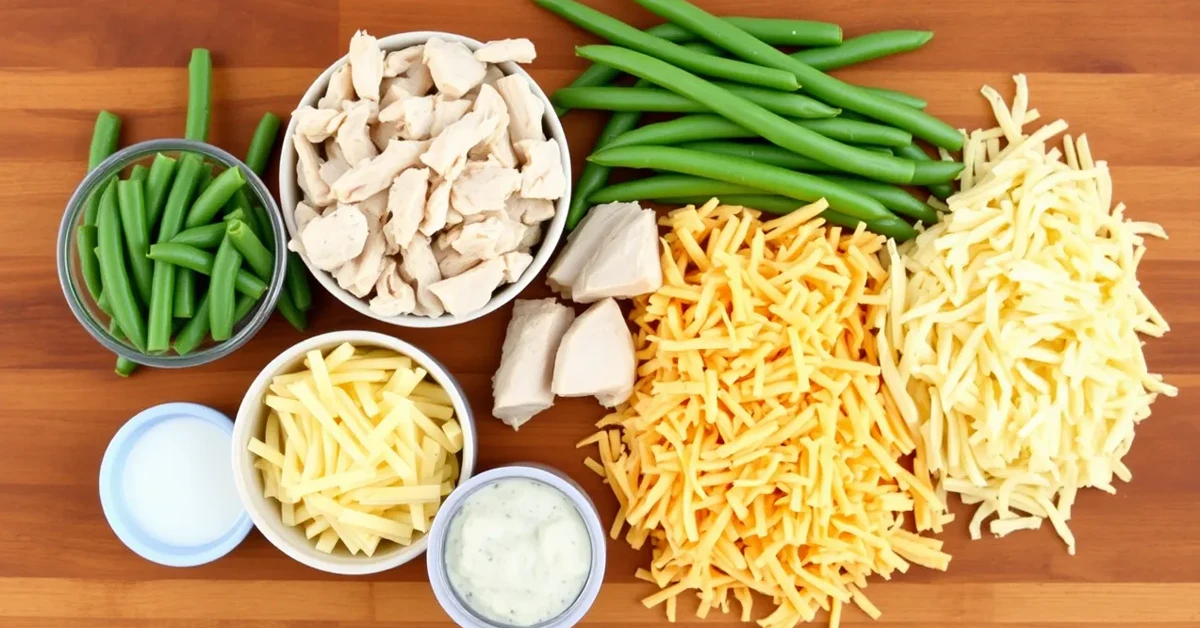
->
[{"left": 280, "top": 31, "right": 569, "bottom": 328}]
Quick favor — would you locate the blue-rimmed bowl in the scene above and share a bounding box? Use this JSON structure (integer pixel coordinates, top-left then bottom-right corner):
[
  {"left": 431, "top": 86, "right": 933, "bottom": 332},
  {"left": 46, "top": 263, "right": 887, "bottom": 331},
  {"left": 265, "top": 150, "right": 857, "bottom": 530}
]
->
[
  {"left": 99, "top": 402, "right": 253, "bottom": 567},
  {"left": 57, "top": 138, "right": 287, "bottom": 368}
]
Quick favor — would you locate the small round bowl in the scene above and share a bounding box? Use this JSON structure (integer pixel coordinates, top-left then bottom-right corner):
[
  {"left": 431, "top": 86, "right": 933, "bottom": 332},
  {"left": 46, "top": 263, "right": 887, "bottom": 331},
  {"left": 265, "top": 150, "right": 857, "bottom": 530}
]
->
[
  {"left": 231, "top": 330, "right": 478, "bottom": 575},
  {"left": 57, "top": 138, "right": 287, "bottom": 367},
  {"left": 426, "top": 464, "right": 606, "bottom": 628},
  {"left": 280, "top": 31, "right": 571, "bottom": 329}
]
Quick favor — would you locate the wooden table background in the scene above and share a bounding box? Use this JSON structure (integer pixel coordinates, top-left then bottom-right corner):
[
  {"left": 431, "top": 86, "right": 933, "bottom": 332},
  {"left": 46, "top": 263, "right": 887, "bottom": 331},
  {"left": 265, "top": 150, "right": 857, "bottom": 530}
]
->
[{"left": 2, "top": 0, "right": 1198, "bottom": 626}]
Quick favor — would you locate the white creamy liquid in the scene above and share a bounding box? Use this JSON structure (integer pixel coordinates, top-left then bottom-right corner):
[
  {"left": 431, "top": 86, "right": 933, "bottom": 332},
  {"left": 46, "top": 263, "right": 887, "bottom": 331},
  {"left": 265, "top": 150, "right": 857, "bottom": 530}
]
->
[
  {"left": 121, "top": 417, "right": 243, "bottom": 546},
  {"left": 445, "top": 478, "right": 592, "bottom": 626}
]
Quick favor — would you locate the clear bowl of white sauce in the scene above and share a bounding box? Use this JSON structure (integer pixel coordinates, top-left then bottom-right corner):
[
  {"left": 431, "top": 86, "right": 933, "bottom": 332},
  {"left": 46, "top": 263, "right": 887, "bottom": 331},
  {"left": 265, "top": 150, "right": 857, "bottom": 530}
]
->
[{"left": 427, "top": 465, "right": 606, "bottom": 628}]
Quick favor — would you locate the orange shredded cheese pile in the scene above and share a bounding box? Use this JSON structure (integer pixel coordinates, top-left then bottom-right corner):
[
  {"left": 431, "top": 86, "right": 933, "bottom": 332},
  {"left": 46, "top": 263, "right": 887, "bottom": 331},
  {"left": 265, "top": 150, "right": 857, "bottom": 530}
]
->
[{"left": 580, "top": 199, "right": 951, "bottom": 627}]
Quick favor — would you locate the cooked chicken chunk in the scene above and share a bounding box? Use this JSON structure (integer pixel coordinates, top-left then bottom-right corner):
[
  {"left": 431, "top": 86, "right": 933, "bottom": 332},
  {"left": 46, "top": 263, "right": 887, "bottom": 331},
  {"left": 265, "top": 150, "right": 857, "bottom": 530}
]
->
[
  {"left": 359, "top": 189, "right": 390, "bottom": 225},
  {"left": 449, "top": 159, "right": 521, "bottom": 216},
  {"left": 492, "top": 298, "right": 575, "bottom": 428},
  {"left": 318, "top": 156, "right": 351, "bottom": 188},
  {"left": 429, "top": 96, "right": 473, "bottom": 137},
  {"left": 501, "top": 250, "right": 533, "bottom": 283},
  {"left": 468, "top": 125, "right": 517, "bottom": 168},
  {"left": 349, "top": 30, "right": 384, "bottom": 101},
  {"left": 547, "top": 201, "right": 641, "bottom": 298},
  {"left": 293, "top": 201, "right": 321, "bottom": 234},
  {"left": 318, "top": 63, "right": 354, "bottom": 110},
  {"left": 383, "top": 45, "right": 423, "bottom": 78},
  {"left": 494, "top": 74, "right": 546, "bottom": 144},
  {"left": 293, "top": 106, "right": 346, "bottom": 143},
  {"left": 385, "top": 60, "right": 434, "bottom": 100},
  {"left": 474, "top": 38, "right": 537, "bottom": 64},
  {"left": 294, "top": 134, "right": 333, "bottom": 207},
  {"left": 446, "top": 208, "right": 465, "bottom": 226},
  {"left": 398, "top": 95, "right": 435, "bottom": 140},
  {"left": 504, "top": 196, "right": 556, "bottom": 226},
  {"left": 325, "top": 137, "right": 344, "bottom": 162},
  {"left": 514, "top": 139, "right": 566, "bottom": 200},
  {"left": 399, "top": 234, "right": 444, "bottom": 317},
  {"left": 571, "top": 206, "right": 662, "bottom": 303},
  {"left": 380, "top": 80, "right": 413, "bottom": 109},
  {"left": 377, "top": 99, "right": 404, "bottom": 124},
  {"left": 428, "top": 257, "right": 505, "bottom": 316},
  {"left": 383, "top": 167, "right": 429, "bottom": 254},
  {"left": 369, "top": 259, "right": 417, "bottom": 316},
  {"left": 300, "top": 204, "right": 369, "bottom": 271},
  {"left": 420, "top": 110, "right": 502, "bottom": 179},
  {"left": 435, "top": 243, "right": 483, "bottom": 278},
  {"left": 334, "top": 213, "right": 387, "bottom": 298},
  {"left": 423, "top": 37, "right": 487, "bottom": 99},
  {"left": 333, "top": 139, "right": 429, "bottom": 203},
  {"left": 445, "top": 217, "right": 505, "bottom": 261},
  {"left": 369, "top": 121, "right": 401, "bottom": 152},
  {"left": 552, "top": 298, "right": 635, "bottom": 407},
  {"left": 420, "top": 175, "right": 453, "bottom": 236},
  {"left": 336, "top": 101, "right": 380, "bottom": 167},
  {"left": 518, "top": 222, "right": 542, "bottom": 252}
]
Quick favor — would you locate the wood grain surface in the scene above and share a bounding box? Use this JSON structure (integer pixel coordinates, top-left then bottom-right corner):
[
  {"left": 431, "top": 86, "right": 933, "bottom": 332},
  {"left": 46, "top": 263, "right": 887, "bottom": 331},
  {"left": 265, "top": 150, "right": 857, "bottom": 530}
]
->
[{"left": 1, "top": 0, "right": 1198, "bottom": 626}]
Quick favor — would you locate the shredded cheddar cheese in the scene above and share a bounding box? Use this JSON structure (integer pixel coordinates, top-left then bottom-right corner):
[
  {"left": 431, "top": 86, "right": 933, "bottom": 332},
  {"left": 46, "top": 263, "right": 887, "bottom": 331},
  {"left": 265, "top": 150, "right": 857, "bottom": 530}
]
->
[
  {"left": 585, "top": 200, "right": 950, "bottom": 627},
  {"left": 878, "top": 75, "right": 1176, "bottom": 555}
]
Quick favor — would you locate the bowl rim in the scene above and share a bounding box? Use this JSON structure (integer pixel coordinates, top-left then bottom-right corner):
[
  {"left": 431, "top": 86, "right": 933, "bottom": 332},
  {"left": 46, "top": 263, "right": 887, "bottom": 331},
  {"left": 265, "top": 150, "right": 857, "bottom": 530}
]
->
[
  {"left": 230, "top": 330, "right": 478, "bottom": 575},
  {"left": 279, "top": 30, "right": 571, "bottom": 329},
  {"left": 57, "top": 138, "right": 287, "bottom": 367},
  {"left": 425, "top": 464, "right": 607, "bottom": 628}
]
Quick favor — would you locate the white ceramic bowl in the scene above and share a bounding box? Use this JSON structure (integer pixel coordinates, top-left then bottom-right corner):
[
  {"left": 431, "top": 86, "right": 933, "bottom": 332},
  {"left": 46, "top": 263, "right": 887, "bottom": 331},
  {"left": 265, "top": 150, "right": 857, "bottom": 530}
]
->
[
  {"left": 280, "top": 31, "right": 571, "bottom": 329},
  {"left": 231, "top": 330, "right": 478, "bottom": 575}
]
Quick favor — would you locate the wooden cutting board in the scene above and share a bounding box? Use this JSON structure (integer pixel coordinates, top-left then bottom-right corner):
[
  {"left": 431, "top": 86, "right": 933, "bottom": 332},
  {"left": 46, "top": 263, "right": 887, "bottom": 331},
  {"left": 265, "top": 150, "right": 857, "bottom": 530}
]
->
[{"left": 1, "top": 0, "right": 1197, "bottom": 626}]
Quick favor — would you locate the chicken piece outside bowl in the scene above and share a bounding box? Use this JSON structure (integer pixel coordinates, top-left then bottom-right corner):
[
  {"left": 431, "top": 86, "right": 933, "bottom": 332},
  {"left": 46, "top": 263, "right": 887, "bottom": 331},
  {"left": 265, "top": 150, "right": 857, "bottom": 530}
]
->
[{"left": 279, "top": 31, "right": 571, "bottom": 329}]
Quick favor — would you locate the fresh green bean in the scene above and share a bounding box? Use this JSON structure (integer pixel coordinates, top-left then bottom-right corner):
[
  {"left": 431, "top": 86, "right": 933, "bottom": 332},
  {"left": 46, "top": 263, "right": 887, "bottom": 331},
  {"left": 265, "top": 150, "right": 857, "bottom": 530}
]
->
[
  {"left": 893, "top": 143, "right": 955, "bottom": 199},
  {"left": 633, "top": 0, "right": 964, "bottom": 150},
  {"left": 147, "top": 243, "right": 269, "bottom": 298},
  {"left": 576, "top": 46, "right": 915, "bottom": 184},
  {"left": 95, "top": 182, "right": 147, "bottom": 351},
  {"left": 679, "top": 140, "right": 840, "bottom": 171},
  {"left": 144, "top": 153, "right": 177, "bottom": 229},
  {"left": 553, "top": 85, "right": 839, "bottom": 119},
  {"left": 185, "top": 166, "right": 246, "bottom": 228},
  {"left": 195, "top": 162, "right": 216, "bottom": 194},
  {"left": 186, "top": 49, "right": 212, "bottom": 142},
  {"left": 226, "top": 219, "right": 273, "bottom": 280},
  {"left": 244, "top": 197, "right": 273, "bottom": 243},
  {"left": 88, "top": 111, "right": 122, "bottom": 172},
  {"left": 156, "top": 154, "right": 204, "bottom": 242},
  {"left": 147, "top": 154, "right": 203, "bottom": 352},
  {"left": 554, "top": 64, "right": 622, "bottom": 117},
  {"left": 116, "top": 179, "right": 153, "bottom": 305},
  {"left": 222, "top": 208, "right": 248, "bottom": 224},
  {"left": 606, "top": 114, "right": 912, "bottom": 149},
  {"left": 659, "top": 195, "right": 862, "bottom": 229},
  {"left": 910, "top": 160, "right": 964, "bottom": 184},
  {"left": 129, "top": 165, "right": 149, "bottom": 182},
  {"left": 285, "top": 252, "right": 313, "bottom": 311},
  {"left": 115, "top": 356, "right": 140, "bottom": 377},
  {"left": 171, "top": 290, "right": 211, "bottom": 355},
  {"left": 97, "top": 290, "right": 110, "bottom": 314},
  {"left": 209, "top": 235, "right": 241, "bottom": 341},
  {"left": 276, "top": 291, "right": 308, "bottom": 331},
  {"left": 169, "top": 223, "right": 226, "bottom": 249},
  {"left": 233, "top": 292, "right": 260, "bottom": 322},
  {"left": 588, "top": 145, "right": 913, "bottom": 239},
  {"left": 568, "top": 112, "right": 642, "bottom": 229},
  {"left": 173, "top": 268, "right": 196, "bottom": 318},
  {"left": 245, "top": 113, "right": 281, "bottom": 175},
  {"left": 76, "top": 225, "right": 103, "bottom": 301},
  {"left": 791, "top": 30, "right": 933, "bottom": 71},
  {"left": 819, "top": 174, "right": 939, "bottom": 224},
  {"left": 860, "top": 86, "right": 927, "bottom": 110},
  {"left": 535, "top": 0, "right": 799, "bottom": 92},
  {"left": 591, "top": 175, "right": 760, "bottom": 203}
]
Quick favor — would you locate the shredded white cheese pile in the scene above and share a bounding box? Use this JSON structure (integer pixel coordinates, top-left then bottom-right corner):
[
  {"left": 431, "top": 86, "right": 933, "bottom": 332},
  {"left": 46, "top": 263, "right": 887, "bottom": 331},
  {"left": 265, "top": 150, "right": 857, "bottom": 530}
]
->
[{"left": 877, "top": 75, "right": 1177, "bottom": 554}]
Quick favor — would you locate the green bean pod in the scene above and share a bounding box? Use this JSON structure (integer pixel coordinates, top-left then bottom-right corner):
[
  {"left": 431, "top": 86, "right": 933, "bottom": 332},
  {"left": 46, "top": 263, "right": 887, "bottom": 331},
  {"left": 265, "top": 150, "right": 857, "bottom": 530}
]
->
[
  {"left": 632, "top": 0, "right": 963, "bottom": 150},
  {"left": 156, "top": 154, "right": 205, "bottom": 241},
  {"left": 185, "top": 166, "right": 247, "bottom": 228},
  {"left": 144, "top": 153, "right": 178, "bottom": 229},
  {"left": 606, "top": 114, "right": 912, "bottom": 150},
  {"left": 552, "top": 85, "right": 839, "bottom": 119},
  {"left": 819, "top": 174, "right": 939, "bottom": 224},
  {"left": 275, "top": 291, "right": 308, "bottom": 332},
  {"left": 172, "top": 290, "right": 212, "bottom": 356},
  {"left": 591, "top": 175, "right": 760, "bottom": 204},
  {"left": 88, "top": 111, "right": 122, "bottom": 173},
  {"left": 226, "top": 219, "right": 273, "bottom": 280},
  {"left": 534, "top": 0, "right": 800, "bottom": 92},
  {"left": 173, "top": 268, "right": 196, "bottom": 318},
  {"left": 209, "top": 235, "right": 242, "bottom": 341},
  {"left": 129, "top": 165, "right": 149, "bottom": 182},
  {"left": 76, "top": 225, "right": 103, "bottom": 301},
  {"left": 588, "top": 145, "right": 913, "bottom": 240},
  {"left": 910, "top": 160, "right": 965, "bottom": 184},
  {"left": 147, "top": 243, "right": 268, "bottom": 298},
  {"left": 678, "top": 141, "right": 840, "bottom": 172},
  {"left": 116, "top": 179, "right": 153, "bottom": 305},
  {"left": 566, "top": 78, "right": 650, "bottom": 229},
  {"left": 95, "top": 182, "right": 147, "bottom": 351},
  {"left": 893, "top": 143, "right": 956, "bottom": 199},
  {"left": 575, "top": 46, "right": 915, "bottom": 184},
  {"left": 791, "top": 30, "right": 933, "bottom": 71},
  {"left": 659, "top": 194, "right": 862, "bottom": 230},
  {"left": 245, "top": 113, "right": 282, "bottom": 175},
  {"left": 169, "top": 223, "right": 227, "bottom": 249},
  {"left": 860, "top": 86, "right": 927, "bottom": 110},
  {"left": 147, "top": 154, "right": 204, "bottom": 352},
  {"left": 186, "top": 49, "right": 212, "bottom": 142},
  {"left": 222, "top": 208, "right": 248, "bottom": 224},
  {"left": 285, "top": 252, "right": 313, "bottom": 311}
]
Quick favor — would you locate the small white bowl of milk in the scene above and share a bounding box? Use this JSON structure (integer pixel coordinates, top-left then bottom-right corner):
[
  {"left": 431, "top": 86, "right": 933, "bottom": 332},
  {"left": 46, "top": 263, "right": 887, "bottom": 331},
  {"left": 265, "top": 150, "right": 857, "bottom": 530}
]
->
[
  {"left": 99, "top": 402, "right": 252, "bottom": 567},
  {"left": 426, "top": 464, "right": 607, "bottom": 628}
]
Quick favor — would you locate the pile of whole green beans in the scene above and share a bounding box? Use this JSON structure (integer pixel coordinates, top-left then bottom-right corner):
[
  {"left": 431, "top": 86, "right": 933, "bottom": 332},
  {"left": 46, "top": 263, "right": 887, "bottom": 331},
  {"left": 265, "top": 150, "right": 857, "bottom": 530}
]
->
[
  {"left": 537, "top": 0, "right": 964, "bottom": 239},
  {"left": 77, "top": 49, "right": 312, "bottom": 377}
]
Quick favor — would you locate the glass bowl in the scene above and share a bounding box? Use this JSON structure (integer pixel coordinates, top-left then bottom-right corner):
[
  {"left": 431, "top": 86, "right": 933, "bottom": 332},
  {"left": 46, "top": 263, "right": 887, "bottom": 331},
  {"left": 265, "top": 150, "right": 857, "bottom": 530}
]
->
[{"left": 57, "top": 138, "right": 287, "bottom": 368}]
